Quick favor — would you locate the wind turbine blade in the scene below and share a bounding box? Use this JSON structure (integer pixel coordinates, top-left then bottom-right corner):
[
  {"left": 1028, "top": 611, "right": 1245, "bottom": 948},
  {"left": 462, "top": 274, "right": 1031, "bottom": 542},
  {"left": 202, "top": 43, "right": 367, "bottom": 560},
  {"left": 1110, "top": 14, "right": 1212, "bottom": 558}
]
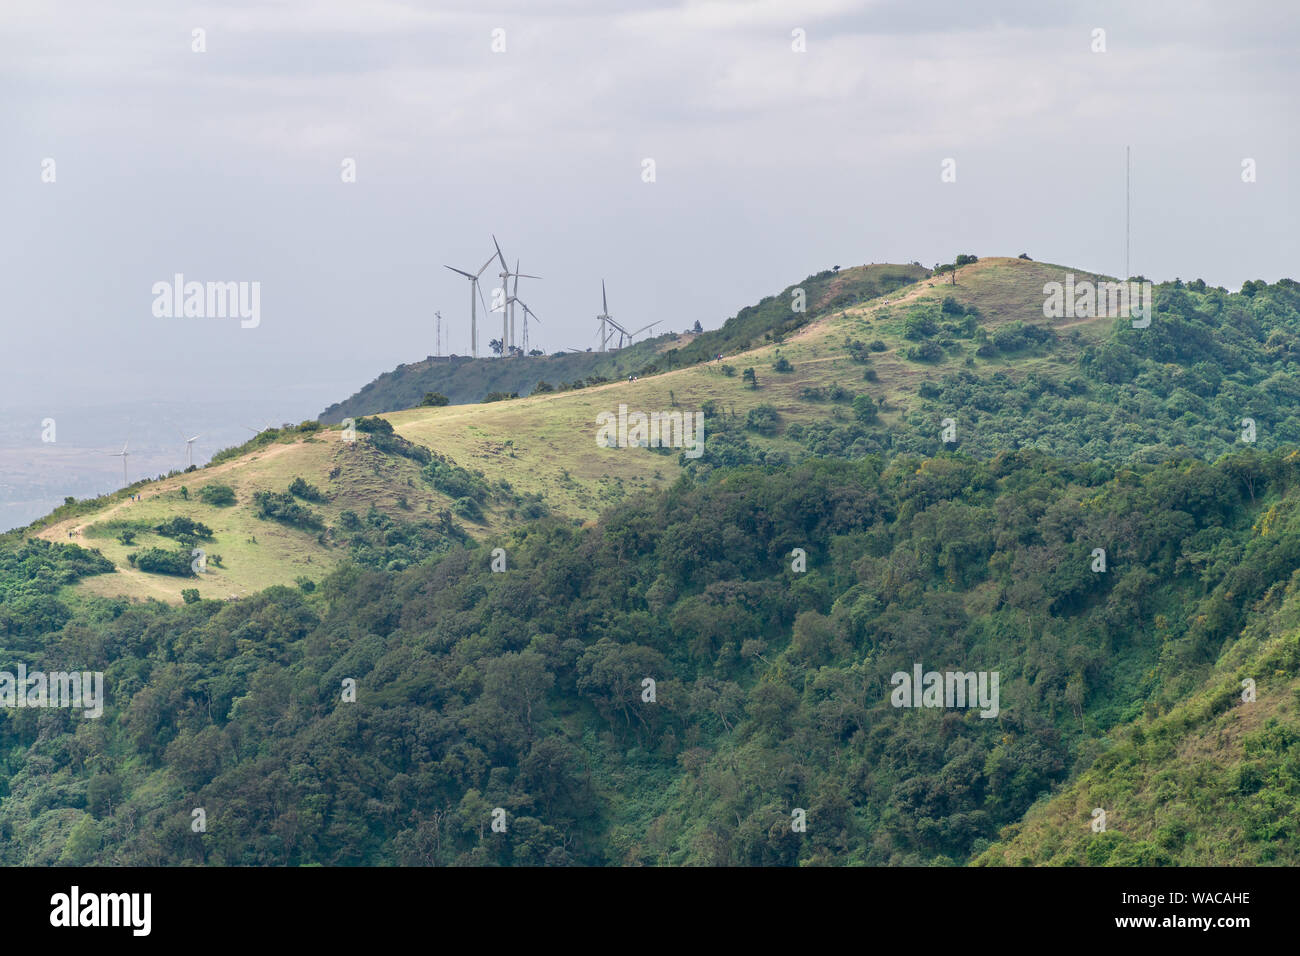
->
[
  {"left": 602, "top": 279, "right": 608, "bottom": 314},
  {"left": 476, "top": 253, "right": 497, "bottom": 277},
  {"left": 492, "top": 235, "right": 508, "bottom": 271},
  {"left": 477, "top": 281, "right": 490, "bottom": 316},
  {"left": 189, "top": 434, "right": 202, "bottom": 442},
  {"left": 445, "top": 265, "right": 475, "bottom": 279},
  {"left": 515, "top": 273, "right": 541, "bottom": 280}
]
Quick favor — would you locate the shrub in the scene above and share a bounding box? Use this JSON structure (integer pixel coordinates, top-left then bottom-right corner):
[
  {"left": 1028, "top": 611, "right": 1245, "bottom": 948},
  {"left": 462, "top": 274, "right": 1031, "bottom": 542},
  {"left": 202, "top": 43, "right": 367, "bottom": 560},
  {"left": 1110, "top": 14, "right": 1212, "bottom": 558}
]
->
[
  {"left": 452, "top": 496, "right": 484, "bottom": 521},
  {"left": 745, "top": 405, "right": 780, "bottom": 434},
  {"left": 420, "top": 392, "right": 450, "bottom": 407},
  {"left": 853, "top": 394, "right": 878, "bottom": 423},
  {"left": 252, "top": 491, "right": 323, "bottom": 530},
  {"left": 199, "top": 484, "right": 236, "bottom": 507},
  {"left": 772, "top": 356, "right": 794, "bottom": 373},
  {"left": 154, "top": 516, "right": 214, "bottom": 542},
  {"left": 289, "top": 477, "right": 325, "bottom": 502},
  {"left": 181, "top": 588, "right": 200, "bottom": 604},
  {"left": 424, "top": 462, "right": 489, "bottom": 502},
  {"left": 905, "top": 341, "right": 945, "bottom": 362},
  {"left": 131, "top": 548, "right": 196, "bottom": 577}
]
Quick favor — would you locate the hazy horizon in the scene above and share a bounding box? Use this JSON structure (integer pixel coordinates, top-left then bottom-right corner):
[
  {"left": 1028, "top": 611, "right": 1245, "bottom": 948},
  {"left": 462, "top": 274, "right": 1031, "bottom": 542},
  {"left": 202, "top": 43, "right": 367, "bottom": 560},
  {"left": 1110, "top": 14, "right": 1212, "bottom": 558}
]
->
[{"left": 4, "top": 0, "right": 1295, "bottom": 415}]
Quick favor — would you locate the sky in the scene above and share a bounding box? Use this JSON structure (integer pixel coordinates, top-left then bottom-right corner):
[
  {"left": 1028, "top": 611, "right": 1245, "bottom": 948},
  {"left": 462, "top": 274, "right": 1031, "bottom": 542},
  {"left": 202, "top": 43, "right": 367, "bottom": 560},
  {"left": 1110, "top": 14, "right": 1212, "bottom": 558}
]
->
[{"left": 3, "top": 0, "right": 1297, "bottom": 414}]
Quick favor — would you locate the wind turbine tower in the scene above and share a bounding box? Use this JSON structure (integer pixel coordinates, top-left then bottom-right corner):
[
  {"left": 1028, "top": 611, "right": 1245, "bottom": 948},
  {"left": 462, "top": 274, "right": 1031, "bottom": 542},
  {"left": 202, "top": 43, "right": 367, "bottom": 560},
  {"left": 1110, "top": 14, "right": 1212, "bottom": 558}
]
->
[
  {"left": 444, "top": 251, "right": 496, "bottom": 358},
  {"left": 596, "top": 280, "right": 613, "bottom": 352},
  {"left": 490, "top": 236, "right": 540, "bottom": 355},
  {"left": 110, "top": 441, "right": 130, "bottom": 486}
]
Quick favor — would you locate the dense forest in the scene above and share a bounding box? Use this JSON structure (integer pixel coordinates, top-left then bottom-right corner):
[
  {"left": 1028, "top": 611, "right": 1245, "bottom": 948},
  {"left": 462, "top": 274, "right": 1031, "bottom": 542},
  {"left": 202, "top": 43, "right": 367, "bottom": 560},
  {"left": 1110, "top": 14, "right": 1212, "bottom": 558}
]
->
[{"left": 2, "top": 446, "right": 1298, "bottom": 865}]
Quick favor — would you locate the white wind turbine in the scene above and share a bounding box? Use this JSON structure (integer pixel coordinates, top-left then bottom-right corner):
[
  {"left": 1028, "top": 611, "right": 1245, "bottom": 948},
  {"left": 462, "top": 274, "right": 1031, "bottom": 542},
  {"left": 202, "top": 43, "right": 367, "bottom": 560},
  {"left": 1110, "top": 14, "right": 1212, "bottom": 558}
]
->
[
  {"left": 183, "top": 432, "right": 202, "bottom": 468},
  {"left": 491, "top": 236, "right": 540, "bottom": 355},
  {"left": 445, "top": 250, "right": 497, "bottom": 358},
  {"left": 510, "top": 298, "right": 542, "bottom": 354},
  {"left": 626, "top": 321, "right": 660, "bottom": 344},
  {"left": 109, "top": 441, "right": 130, "bottom": 486},
  {"left": 596, "top": 280, "right": 613, "bottom": 352}
]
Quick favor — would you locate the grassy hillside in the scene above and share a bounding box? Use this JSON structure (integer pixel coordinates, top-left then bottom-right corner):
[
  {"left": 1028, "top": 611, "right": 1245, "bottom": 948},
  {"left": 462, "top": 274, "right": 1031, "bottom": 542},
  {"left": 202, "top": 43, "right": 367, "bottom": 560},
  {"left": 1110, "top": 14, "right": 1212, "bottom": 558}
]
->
[
  {"left": 319, "top": 262, "right": 930, "bottom": 420},
  {"left": 25, "top": 258, "right": 1300, "bottom": 606}
]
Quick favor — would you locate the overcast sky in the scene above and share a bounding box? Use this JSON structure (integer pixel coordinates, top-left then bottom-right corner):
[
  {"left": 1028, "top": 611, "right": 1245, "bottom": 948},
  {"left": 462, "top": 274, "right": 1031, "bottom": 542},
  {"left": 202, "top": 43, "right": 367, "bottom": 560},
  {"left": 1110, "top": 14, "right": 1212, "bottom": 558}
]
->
[{"left": 3, "top": 0, "right": 1296, "bottom": 413}]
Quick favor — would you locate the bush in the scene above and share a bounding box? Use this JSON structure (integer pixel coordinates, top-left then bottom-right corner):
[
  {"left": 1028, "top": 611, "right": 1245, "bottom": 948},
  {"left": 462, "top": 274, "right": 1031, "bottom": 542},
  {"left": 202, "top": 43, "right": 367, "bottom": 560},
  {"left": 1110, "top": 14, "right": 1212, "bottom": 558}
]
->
[
  {"left": 181, "top": 588, "right": 200, "bottom": 604},
  {"left": 745, "top": 405, "right": 780, "bottom": 434},
  {"left": 131, "top": 548, "right": 196, "bottom": 577},
  {"left": 853, "top": 394, "right": 878, "bottom": 423},
  {"left": 355, "top": 416, "right": 393, "bottom": 435},
  {"left": 154, "top": 516, "right": 214, "bottom": 542},
  {"left": 199, "top": 484, "right": 236, "bottom": 507},
  {"left": 252, "top": 491, "right": 323, "bottom": 530},
  {"left": 772, "top": 356, "right": 794, "bottom": 373},
  {"left": 905, "top": 341, "right": 945, "bottom": 362},
  {"left": 424, "top": 462, "right": 489, "bottom": 502},
  {"left": 420, "top": 392, "right": 450, "bottom": 407},
  {"left": 991, "top": 321, "right": 1054, "bottom": 353},
  {"left": 289, "top": 477, "right": 325, "bottom": 502},
  {"left": 452, "top": 497, "right": 484, "bottom": 521},
  {"left": 869, "top": 340, "right": 888, "bottom": 352}
]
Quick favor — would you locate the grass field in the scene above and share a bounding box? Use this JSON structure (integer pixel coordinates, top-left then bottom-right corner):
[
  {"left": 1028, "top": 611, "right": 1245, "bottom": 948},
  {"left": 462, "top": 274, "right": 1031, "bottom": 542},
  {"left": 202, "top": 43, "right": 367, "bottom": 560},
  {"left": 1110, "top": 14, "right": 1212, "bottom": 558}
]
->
[{"left": 34, "top": 257, "right": 1114, "bottom": 604}]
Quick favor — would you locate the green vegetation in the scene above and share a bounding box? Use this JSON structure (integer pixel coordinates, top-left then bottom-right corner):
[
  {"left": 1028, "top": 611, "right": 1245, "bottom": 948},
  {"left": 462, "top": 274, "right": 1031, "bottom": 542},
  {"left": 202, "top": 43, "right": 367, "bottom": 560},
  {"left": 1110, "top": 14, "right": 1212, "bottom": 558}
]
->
[
  {"left": 7, "top": 256, "right": 1300, "bottom": 867},
  {"left": 252, "top": 491, "right": 324, "bottom": 531},
  {"left": 199, "top": 484, "right": 237, "bottom": 507},
  {"left": 128, "top": 546, "right": 196, "bottom": 577},
  {"left": 4, "top": 449, "right": 1300, "bottom": 864}
]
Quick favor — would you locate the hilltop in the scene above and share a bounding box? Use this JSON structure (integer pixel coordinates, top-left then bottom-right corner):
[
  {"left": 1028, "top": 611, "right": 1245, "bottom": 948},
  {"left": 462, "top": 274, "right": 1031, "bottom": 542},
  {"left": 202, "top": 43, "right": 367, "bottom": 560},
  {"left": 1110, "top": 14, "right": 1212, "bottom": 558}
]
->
[
  {"left": 319, "top": 263, "right": 929, "bottom": 420},
  {"left": 23, "top": 256, "right": 1300, "bottom": 605}
]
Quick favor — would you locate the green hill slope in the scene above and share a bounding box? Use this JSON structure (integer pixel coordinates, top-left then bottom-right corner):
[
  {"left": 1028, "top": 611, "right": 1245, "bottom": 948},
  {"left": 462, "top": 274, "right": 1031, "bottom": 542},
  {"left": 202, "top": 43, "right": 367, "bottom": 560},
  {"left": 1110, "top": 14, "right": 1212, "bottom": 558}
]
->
[
  {"left": 319, "top": 262, "right": 930, "bottom": 420},
  {"left": 7, "top": 254, "right": 1300, "bottom": 868}
]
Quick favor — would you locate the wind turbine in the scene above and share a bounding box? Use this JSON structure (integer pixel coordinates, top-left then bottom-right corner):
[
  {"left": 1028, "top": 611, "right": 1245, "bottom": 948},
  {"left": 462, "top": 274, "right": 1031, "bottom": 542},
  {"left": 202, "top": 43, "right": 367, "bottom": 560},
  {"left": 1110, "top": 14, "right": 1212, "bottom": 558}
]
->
[
  {"left": 627, "top": 321, "right": 660, "bottom": 344},
  {"left": 511, "top": 298, "right": 541, "bottom": 354},
  {"left": 181, "top": 431, "right": 202, "bottom": 468},
  {"left": 435, "top": 309, "right": 442, "bottom": 358},
  {"left": 491, "top": 236, "right": 540, "bottom": 355},
  {"left": 109, "top": 441, "right": 130, "bottom": 486},
  {"left": 596, "top": 280, "right": 613, "bottom": 352},
  {"left": 243, "top": 422, "right": 273, "bottom": 435},
  {"left": 445, "top": 250, "right": 497, "bottom": 358}
]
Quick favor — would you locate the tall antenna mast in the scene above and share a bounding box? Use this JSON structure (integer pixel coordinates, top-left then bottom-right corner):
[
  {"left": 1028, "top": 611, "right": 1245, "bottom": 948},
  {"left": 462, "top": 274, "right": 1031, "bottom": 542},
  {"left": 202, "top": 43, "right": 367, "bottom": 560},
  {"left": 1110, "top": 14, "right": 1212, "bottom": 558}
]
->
[
  {"left": 435, "top": 310, "right": 442, "bottom": 358},
  {"left": 1125, "top": 145, "right": 1131, "bottom": 280}
]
